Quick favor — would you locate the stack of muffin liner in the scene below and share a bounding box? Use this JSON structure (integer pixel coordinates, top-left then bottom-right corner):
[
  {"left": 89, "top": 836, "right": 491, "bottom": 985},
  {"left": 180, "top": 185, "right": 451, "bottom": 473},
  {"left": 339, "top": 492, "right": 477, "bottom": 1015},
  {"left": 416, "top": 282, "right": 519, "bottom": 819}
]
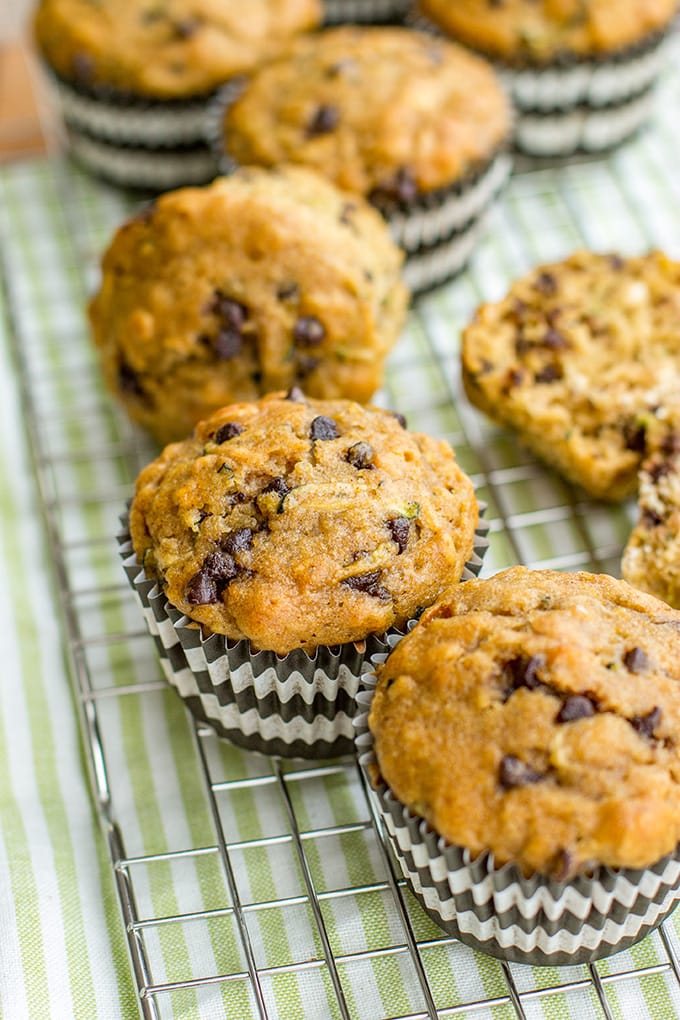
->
[
  {"left": 355, "top": 669, "right": 680, "bottom": 965},
  {"left": 117, "top": 509, "right": 489, "bottom": 759},
  {"left": 412, "top": 15, "right": 670, "bottom": 157},
  {"left": 45, "top": 71, "right": 243, "bottom": 190},
  {"left": 207, "top": 87, "right": 512, "bottom": 295}
]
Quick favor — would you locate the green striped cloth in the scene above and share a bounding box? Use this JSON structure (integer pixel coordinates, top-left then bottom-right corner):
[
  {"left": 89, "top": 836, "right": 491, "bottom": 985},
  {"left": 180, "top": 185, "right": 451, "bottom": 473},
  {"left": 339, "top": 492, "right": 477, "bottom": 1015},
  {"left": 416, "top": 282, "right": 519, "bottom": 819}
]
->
[{"left": 3, "top": 53, "right": 680, "bottom": 1020}]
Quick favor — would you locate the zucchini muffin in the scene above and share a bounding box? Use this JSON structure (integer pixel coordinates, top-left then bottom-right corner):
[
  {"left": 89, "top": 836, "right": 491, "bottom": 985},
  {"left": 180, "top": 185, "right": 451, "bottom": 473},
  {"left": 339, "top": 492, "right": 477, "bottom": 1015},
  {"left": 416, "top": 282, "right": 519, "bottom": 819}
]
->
[
  {"left": 90, "top": 166, "right": 408, "bottom": 445},
  {"left": 623, "top": 400, "right": 680, "bottom": 610},
  {"left": 462, "top": 250, "right": 680, "bottom": 500},
  {"left": 357, "top": 567, "right": 680, "bottom": 963},
  {"left": 418, "top": 0, "right": 675, "bottom": 155},
  {"left": 218, "top": 27, "right": 512, "bottom": 292},
  {"left": 34, "top": 0, "right": 321, "bottom": 188},
  {"left": 123, "top": 391, "right": 484, "bottom": 756}
]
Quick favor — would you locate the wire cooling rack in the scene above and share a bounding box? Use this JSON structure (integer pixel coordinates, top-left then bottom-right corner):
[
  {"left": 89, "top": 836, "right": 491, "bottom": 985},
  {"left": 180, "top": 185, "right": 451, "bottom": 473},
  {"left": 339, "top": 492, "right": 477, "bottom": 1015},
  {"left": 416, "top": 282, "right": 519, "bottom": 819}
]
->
[{"left": 4, "top": 56, "right": 680, "bottom": 1020}]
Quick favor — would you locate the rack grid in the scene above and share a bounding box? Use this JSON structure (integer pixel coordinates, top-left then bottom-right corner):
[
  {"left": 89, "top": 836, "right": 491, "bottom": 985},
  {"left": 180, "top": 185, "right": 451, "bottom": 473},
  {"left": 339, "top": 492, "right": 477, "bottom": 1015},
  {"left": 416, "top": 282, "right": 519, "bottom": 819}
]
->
[{"left": 3, "top": 55, "right": 680, "bottom": 1020}]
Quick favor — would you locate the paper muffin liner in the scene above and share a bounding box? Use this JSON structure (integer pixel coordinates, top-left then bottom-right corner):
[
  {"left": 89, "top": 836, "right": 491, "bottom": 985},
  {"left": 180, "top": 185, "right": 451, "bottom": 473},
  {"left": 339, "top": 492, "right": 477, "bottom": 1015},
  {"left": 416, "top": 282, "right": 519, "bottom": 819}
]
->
[
  {"left": 43, "top": 69, "right": 243, "bottom": 189},
  {"left": 207, "top": 84, "right": 511, "bottom": 293},
  {"left": 322, "top": 0, "right": 412, "bottom": 25},
  {"left": 355, "top": 675, "right": 680, "bottom": 965},
  {"left": 117, "top": 508, "right": 489, "bottom": 759},
  {"left": 411, "top": 17, "right": 669, "bottom": 157}
]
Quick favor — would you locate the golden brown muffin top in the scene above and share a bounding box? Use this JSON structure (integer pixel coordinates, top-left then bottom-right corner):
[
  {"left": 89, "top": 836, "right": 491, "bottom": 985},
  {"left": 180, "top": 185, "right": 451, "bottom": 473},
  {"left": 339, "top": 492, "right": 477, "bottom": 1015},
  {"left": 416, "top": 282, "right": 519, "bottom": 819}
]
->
[
  {"left": 224, "top": 27, "right": 511, "bottom": 198},
  {"left": 369, "top": 567, "right": 680, "bottom": 878},
  {"left": 419, "top": 0, "right": 676, "bottom": 64},
  {"left": 130, "top": 392, "right": 479, "bottom": 655},
  {"left": 34, "top": 0, "right": 321, "bottom": 98},
  {"left": 89, "top": 166, "right": 408, "bottom": 445},
  {"left": 461, "top": 250, "right": 680, "bottom": 501}
]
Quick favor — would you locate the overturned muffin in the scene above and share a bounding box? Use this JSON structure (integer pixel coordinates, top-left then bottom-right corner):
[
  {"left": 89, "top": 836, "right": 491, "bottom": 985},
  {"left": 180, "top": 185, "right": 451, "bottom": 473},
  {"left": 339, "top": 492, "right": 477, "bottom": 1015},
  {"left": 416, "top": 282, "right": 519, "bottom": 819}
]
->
[
  {"left": 90, "top": 166, "right": 408, "bottom": 444},
  {"left": 129, "top": 391, "right": 480, "bottom": 654},
  {"left": 462, "top": 250, "right": 680, "bottom": 500}
]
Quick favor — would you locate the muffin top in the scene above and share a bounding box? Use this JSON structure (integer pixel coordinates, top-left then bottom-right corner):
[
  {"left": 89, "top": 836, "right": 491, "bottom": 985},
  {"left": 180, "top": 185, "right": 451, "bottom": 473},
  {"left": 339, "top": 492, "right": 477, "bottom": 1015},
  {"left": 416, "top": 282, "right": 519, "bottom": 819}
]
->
[
  {"left": 369, "top": 566, "right": 680, "bottom": 878},
  {"left": 461, "top": 250, "right": 680, "bottom": 501},
  {"left": 419, "top": 0, "right": 676, "bottom": 64},
  {"left": 130, "top": 392, "right": 479, "bottom": 655},
  {"left": 34, "top": 0, "right": 321, "bottom": 98},
  {"left": 89, "top": 166, "right": 408, "bottom": 445},
  {"left": 223, "top": 27, "right": 511, "bottom": 199}
]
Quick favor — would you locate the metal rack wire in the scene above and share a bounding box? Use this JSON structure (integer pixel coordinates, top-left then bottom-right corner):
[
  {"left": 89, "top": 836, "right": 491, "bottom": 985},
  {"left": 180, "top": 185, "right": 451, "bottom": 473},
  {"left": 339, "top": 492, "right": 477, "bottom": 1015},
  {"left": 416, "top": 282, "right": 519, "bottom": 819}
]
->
[{"left": 3, "top": 63, "right": 680, "bottom": 1020}]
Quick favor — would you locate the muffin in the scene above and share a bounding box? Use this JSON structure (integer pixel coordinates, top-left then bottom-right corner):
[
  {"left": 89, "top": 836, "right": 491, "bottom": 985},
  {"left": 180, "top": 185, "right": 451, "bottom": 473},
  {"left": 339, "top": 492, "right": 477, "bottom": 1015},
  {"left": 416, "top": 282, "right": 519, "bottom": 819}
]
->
[
  {"left": 322, "top": 0, "right": 411, "bottom": 24},
  {"left": 356, "top": 567, "right": 680, "bottom": 964},
  {"left": 417, "top": 0, "right": 675, "bottom": 155},
  {"left": 121, "top": 391, "right": 487, "bottom": 756},
  {"left": 89, "top": 166, "right": 409, "bottom": 445},
  {"left": 33, "top": 0, "right": 321, "bottom": 189},
  {"left": 217, "top": 27, "right": 512, "bottom": 293},
  {"left": 461, "top": 250, "right": 680, "bottom": 501},
  {"left": 623, "top": 400, "right": 680, "bottom": 610}
]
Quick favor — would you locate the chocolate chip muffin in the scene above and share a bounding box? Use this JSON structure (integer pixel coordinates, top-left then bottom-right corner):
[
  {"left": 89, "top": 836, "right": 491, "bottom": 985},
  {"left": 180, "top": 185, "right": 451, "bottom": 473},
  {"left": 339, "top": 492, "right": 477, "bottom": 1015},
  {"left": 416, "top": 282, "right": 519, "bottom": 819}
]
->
[
  {"left": 623, "top": 400, "right": 680, "bottom": 610},
  {"left": 418, "top": 0, "right": 675, "bottom": 155},
  {"left": 218, "top": 26, "right": 512, "bottom": 292},
  {"left": 33, "top": 0, "right": 321, "bottom": 188},
  {"left": 90, "top": 166, "right": 408, "bottom": 445},
  {"left": 356, "top": 567, "right": 680, "bottom": 962},
  {"left": 462, "top": 250, "right": 680, "bottom": 501},
  {"left": 123, "top": 390, "right": 485, "bottom": 756}
]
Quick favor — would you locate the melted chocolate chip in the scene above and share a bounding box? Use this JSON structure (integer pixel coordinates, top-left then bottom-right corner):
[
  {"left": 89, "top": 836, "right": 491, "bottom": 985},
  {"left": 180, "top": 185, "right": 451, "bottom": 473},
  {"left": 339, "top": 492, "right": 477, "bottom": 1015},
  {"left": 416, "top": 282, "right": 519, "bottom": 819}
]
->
[
  {"left": 387, "top": 517, "right": 410, "bottom": 553},
  {"left": 533, "top": 271, "right": 557, "bottom": 296},
  {"left": 369, "top": 167, "right": 418, "bottom": 208},
  {"left": 623, "top": 646, "right": 649, "bottom": 673},
  {"left": 499, "top": 755, "right": 543, "bottom": 789},
  {"left": 294, "top": 316, "right": 326, "bottom": 346},
  {"left": 307, "top": 103, "right": 339, "bottom": 136},
  {"left": 214, "top": 295, "right": 248, "bottom": 329},
  {"left": 185, "top": 570, "right": 218, "bottom": 605},
  {"left": 389, "top": 411, "right": 407, "bottom": 429},
  {"left": 631, "top": 706, "right": 662, "bottom": 739},
  {"left": 623, "top": 421, "right": 646, "bottom": 453},
  {"left": 310, "top": 416, "right": 339, "bottom": 441},
  {"left": 118, "top": 360, "right": 146, "bottom": 399},
  {"left": 535, "top": 364, "right": 563, "bottom": 384},
  {"left": 648, "top": 459, "right": 671, "bottom": 483},
  {"left": 214, "top": 422, "right": 244, "bottom": 443},
  {"left": 506, "top": 367, "right": 526, "bottom": 389},
  {"left": 296, "top": 355, "right": 320, "bottom": 377},
  {"left": 214, "top": 328, "right": 242, "bottom": 360},
  {"left": 345, "top": 441, "right": 375, "bottom": 470},
  {"left": 185, "top": 550, "right": 238, "bottom": 605},
  {"left": 263, "top": 476, "right": 290, "bottom": 497},
  {"left": 342, "top": 570, "right": 390, "bottom": 599},
  {"left": 203, "top": 550, "right": 238, "bottom": 582},
  {"left": 642, "top": 507, "right": 664, "bottom": 528},
  {"left": 285, "top": 385, "right": 306, "bottom": 402},
  {"left": 556, "top": 695, "right": 596, "bottom": 723},
  {"left": 174, "top": 16, "right": 199, "bottom": 37},
  {"left": 277, "top": 281, "right": 299, "bottom": 301},
  {"left": 542, "top": 328, "right": 569, "bottom": 350},
  {"left": 661, "top": 432, "right": 680, "bottom": 456},
  {"left": 222, "top": 528, "right": 253, "bottom": 555},
  {"left": 505, "top": 654, "right": 544, "bottom": 691}
]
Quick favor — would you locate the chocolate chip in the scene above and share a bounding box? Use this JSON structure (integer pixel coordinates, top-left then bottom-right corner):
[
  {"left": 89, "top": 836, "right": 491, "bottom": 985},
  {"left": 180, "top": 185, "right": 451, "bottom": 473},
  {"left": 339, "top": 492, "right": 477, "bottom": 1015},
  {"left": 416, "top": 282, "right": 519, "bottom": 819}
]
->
[
  {"left": 661, "top": 432, "right": 680, "bottom": 456},
  {"left": 389, "top": 411, "right": 407, "bottom": 429},
  {"left": 608, "top": 254, "right": 625, "bottom": 270},
  {"left": 631, "top": 706, "right": 662, "bottom": 739},
  {"left": 642, "top": 507, "right": 664, "bottom": 528},
  {"left": 285, "top": 385, "right": 306, "bottom": 402},
  {"left": 263, "top": 476, "right": 290, "bottom": 497},
  {"left": 505, "top": 654, "right": 544, "bottom": 691},
  {"left": 648, "top": 459, "right": 671, "bottom": 483},
  {"left": 623, "top": 647, "right": 649, "bottom": 673},
  {"left": 342, "top": 570, "right": 390, "bottom": 599},
  {"left": 203, "top": 550, "right": 238, "bottom": 582},
  {"left": 214, "top": 328, "right": 242, "bottom": 360},
  {"left": 214, "top": 422, "right": 244, "bottom": 443},
  {"left": 542, "top": 328, "right": 568, "bottom": 350},
  {"left": 296, "top": 355, "right": 320, "bottom": 377},
  {"left": 118, "top": 360, "right": 146, "bottom": 399},
  {"left": 72, "top": 52, "right": 95, "bottom": 83},
  {"left": 174, "top": 16, "right": 200, "bottom": 37},
  {"left": 325, "top": 58, "right": 356, "bottom": 77},
  {"left": 294, "top": 316, "right": 325, "bottom": 346},
  {"left": 623, "top": 420, "right": 646, "bottom": 453},
  {"left": 535, "top": 364, "right": 563, "bottom": 384},
  {"left": 185, "top": 570, "right": 218, "bottom": 605},
  {"left": 533, "top": 271, "right": 557, "bottom": 295},
  {"left": 499, "top": 755, "right": 543, "bottom": 789},
  {"left": 369, "top": 167, "right": 418, "bottom": 208},
  {"left": 387, "top": 517, "right": 410, "bottom": 553},
  {"left": 506, "top": 367, "right": 526, "bottom": 389},
  {"left": 307, "top": 103, "right": 339, "bottom": 136},
  {"left": 310, "top": 416, "right": 339, "bottom": 441},
  {"left": 339, "top": 202, "right": 357, "bottom": 225},
  {"left": 214, "top": 295, "right": 248, "bottom": 330},
  {"left": 345, "top": 441, "right": 374, "bottom": 470},
  {"left": 556, "top": 695, "right": 596, "bottom": 723},
  {"left": 277, "top": 281, "right": 299, "bottom": 301},
  {"left": 222, "top": 528, "right": 253, "bottom": 555}
]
